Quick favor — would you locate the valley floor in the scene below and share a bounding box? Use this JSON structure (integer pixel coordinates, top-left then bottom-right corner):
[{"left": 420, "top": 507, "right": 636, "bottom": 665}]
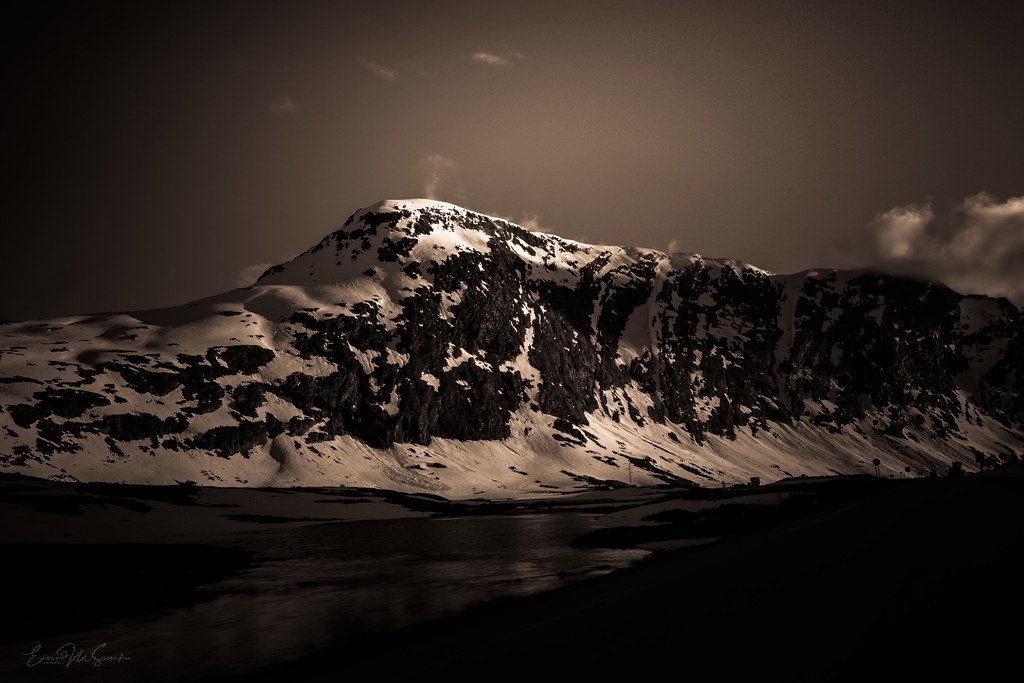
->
[
  {"left": 292, "top": 469, "right": 1024, "bottom": 680},
  {"left": 2, "top": 469, "right": 1021, "bottom": 680}
]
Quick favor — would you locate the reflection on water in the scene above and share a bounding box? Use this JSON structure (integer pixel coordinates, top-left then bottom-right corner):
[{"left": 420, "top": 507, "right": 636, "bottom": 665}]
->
[{"left": 13, "top": 513, "right": 645, "bottom": 681}]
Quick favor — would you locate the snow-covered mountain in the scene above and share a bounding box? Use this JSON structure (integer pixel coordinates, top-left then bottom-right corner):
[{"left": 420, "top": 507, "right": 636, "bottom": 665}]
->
[{"left": 2, "top": 199, "right": 1022, "bottom": 496}]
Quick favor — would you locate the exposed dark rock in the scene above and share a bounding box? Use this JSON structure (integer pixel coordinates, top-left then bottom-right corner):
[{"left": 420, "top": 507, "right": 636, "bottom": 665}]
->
[
  {"left": 10, "top": 389, "right": 110, "bottom": 427},
  {"left": 2, "top": 200, "right": 1022, "bottom": 484},
  {"left": 232, "top": 383, "right": 268, "bottom": 417},
  {"left": 0, "top": 376, "right": 42, "bottom": 385},
  {"left": 194, "top": 421, "right": 268, "bottom": 458},
  {"left": 288, "top": 416, "right": 316, "bottom": 436},
  {"left": 181, "top": 381, "right": 225, "bottom": 415},
  {"left": 214, "top": 345, "right": 275, "bottom": 375},
  {"left": 108, "top": 364, "right": 182, "bottom": 396},
  {"left": 99, "top": 413, "right": 188, "bottom": 442}
]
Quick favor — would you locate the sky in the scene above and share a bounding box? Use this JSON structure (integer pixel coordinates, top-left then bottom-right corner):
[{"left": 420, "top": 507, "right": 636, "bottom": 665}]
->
[{"left": 3, "top": 0, "right": 1023, "bottom": 320}]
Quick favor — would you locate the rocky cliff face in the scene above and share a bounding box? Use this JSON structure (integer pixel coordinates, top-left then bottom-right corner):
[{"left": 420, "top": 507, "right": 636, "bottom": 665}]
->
[{"left": 1, "top": 199, "right": 1021, "bottom": 496}]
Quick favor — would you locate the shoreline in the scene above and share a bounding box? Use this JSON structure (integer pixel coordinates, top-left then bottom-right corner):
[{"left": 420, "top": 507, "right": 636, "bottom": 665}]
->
[
  {"left": 243, "top": 474, "right": 1024, "bottom": 679},
  {"left": 4, "top": 471, "right": 1022, "bottom": 680}
]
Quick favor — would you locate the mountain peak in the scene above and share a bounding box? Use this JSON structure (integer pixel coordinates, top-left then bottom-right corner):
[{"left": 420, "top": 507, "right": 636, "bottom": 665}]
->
[
  {"left": 254, "top": 198, "right": 777, "bottom": 292},
  {"left": 362, "top": 197, "right": 472, "bottom": 214}
]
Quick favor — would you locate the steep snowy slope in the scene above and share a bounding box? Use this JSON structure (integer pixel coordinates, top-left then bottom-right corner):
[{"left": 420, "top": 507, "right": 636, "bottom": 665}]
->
[{"left": 1, "top": 199, "right": 1022, "bottom": 496}]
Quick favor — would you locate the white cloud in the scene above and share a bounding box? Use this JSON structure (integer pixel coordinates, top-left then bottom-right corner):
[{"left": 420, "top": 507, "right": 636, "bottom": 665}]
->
[
  {"left": 471, "top": 51, "right": 520, "bottom": 67},
  {"left": 419, "top": 154, "right": 459, "bottom": 200},
  {"left": 236, "top": 262, "right": 274, "bottom": 287},
  {"left": 873, "top": 203, "right": 932, "bottom": 259},
  {"left": 357, "top": 58, "right": 398, "bottom": 81},
  {"left": 870, "top": 192, "right": 1024, "bottom": 303},
  {"left": 268, "top": 95, "right": 298, "bottom": 115}
]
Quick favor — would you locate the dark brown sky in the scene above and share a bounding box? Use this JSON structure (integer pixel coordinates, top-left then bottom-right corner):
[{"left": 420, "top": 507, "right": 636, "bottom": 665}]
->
[{"left": 4, "top": 0, "right": 1023, "bottom": 319}]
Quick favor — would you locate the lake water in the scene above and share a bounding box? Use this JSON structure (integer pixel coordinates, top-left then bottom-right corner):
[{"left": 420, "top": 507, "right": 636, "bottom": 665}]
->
[{"left": 10, "top": 512, "right": 645, "bottom": 681}]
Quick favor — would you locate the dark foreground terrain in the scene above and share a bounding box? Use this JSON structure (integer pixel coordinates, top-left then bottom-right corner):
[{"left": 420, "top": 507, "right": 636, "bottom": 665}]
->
[
  {"left": 255, "top": 471, "right": 1024, "bottom": 681},
  {"left": 2, "top": 470, "right": 1022, "bottom": 680}
]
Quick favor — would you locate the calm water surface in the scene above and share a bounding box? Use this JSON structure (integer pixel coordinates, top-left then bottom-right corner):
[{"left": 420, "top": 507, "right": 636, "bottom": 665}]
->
[{"left": 13, "top": 512, "right": 645, "bottom": 681}]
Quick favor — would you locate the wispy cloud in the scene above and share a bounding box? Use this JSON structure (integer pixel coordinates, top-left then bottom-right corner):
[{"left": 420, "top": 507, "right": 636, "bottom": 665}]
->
[
  {"left": 470, "top": 50, "right": 521, "bottom": 67},
  {"left": 517, "top": 214, "right": 545, "bottom": 233},
  {"left": 487, "top": 210, "right": 556, "bottom": 237},
  {"left": 419, "top": 154, "right": 459, "bottom": 200},
  {"left": 235, "top": 262, "right": 275, "bottom": 287},
  {"left": 357, "top": 57, "right": 398, "bottom": 81},
  {"left": 869, "top": 192, "right": 1024, "bottom": 303},
  {"left": 268, "top": 95, "right": 298, "bottom": 115},
  {"left": 667, "top": 239, "right": 683, "bottom": 253},
  {"left": 471, "top": 51, "right": 511, "bottom": 67}
]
